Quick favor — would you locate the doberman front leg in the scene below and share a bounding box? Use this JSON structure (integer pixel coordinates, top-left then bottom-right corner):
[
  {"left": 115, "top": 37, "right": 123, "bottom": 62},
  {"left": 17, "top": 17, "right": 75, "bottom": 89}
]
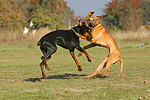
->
[
  {"left": 70, "top": 51, "right": 82, "bottom": 71},
  {"left": 76, "top": 46, "right": 92, "bottom": 62},
  {"left": 78, "top": 43, "right": 97, "bottom": 57}
]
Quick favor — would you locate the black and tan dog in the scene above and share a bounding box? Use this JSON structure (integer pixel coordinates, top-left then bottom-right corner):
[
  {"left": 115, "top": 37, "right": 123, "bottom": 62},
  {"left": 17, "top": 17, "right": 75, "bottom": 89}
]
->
[
  {"left": 37, "top": 19, "right": 93, "bottom": 79},
  {"left": 78, "top": 12, "right": 124, "bottom": 79}
]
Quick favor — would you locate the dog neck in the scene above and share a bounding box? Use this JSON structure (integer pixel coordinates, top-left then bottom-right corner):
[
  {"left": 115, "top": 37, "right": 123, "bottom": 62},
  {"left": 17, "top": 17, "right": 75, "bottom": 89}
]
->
[
  {"left": 92, "top": 22, "right": 101, "bottom": 30},
  {"left": 71, "top": 28, "right": 87, "bottom": 40},
  {"left": 71, "top": 28, "right": 79, "bottom": 37}
]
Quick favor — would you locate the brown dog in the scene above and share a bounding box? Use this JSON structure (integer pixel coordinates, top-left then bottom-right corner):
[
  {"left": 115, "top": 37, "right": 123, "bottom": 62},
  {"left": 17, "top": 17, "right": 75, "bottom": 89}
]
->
[{"left": 78, "top": 12, "right": 124, "bottom": 79}]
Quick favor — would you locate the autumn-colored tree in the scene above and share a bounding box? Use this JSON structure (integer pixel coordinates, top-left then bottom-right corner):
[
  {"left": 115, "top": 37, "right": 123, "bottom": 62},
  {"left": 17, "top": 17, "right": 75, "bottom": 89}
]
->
[
  {"left": 28, "top": 0, "right": 75, "bottom": 30},
  {"left": 0, "top": 0, "right": 75, "bottom": 31},
  {"left": 103, "top": 0, "right": 142, "bottom": 31},
  {"left": 122, "top": 0, "right": 142, "bottom": 31},
  {"left": 140, "top": 0, "right": 150, "bottom": 23},
  {"left": 0, "top": 0, "right": 27, "bottom": 30}
]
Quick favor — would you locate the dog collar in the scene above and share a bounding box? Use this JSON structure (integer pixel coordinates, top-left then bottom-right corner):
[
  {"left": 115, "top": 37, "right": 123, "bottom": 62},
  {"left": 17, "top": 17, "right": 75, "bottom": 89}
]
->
[
  {"left": 92, "top": 22, "right": 101, "bottom": 30},
  {"left": 71, "top": 28, "right": 87, "bottom": 40},
  {"left": 71, "top": 28, "right": 76, "bottom": 33},
  {"left": 95, "top": 22, "right": 101, "bottom": 27},
  {"left": 71, "top": 28, "right": 79, "bottom": 36}
]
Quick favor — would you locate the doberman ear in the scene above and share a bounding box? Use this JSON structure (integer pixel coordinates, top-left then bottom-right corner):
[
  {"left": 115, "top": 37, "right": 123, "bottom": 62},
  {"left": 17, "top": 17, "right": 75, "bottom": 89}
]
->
[
  {"left": 82, "top": 22, "right": 86, "bottom": 25},
  {"left": 79, "top": 19, "right": 83, "bottom": 26},
  {"left": 96, "top": 16, "right": 102, "bottom": 19},
  {"left": 88, "top": 11, "right": 95, "bottom": 17}
]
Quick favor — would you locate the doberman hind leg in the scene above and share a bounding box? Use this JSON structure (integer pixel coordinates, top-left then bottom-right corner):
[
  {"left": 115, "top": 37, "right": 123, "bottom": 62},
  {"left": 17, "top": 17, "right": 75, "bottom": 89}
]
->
[
  {"left": 45, "top": 56, "right": 51, "bottom": 70},
  {"left": 40, "top": 62, "right": 47, "bottom": 79},
  {"left": 70, "top": 51, "right": 82, "bottom": 71},
  {"left": 40, "top": 47, "right": 57, "bottom": 79},
  {"left": 39, "top": 57, "right": 52, "bottom": 79},
  {"left": 84, "top": 58, "right": 107, "bottom": 79}
]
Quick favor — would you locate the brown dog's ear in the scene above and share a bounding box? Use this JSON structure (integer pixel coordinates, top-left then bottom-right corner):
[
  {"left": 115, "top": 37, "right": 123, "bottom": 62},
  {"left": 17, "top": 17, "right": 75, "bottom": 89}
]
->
[
  {"left": 88, "top": 11, "right": 95, "bottom": 17},
  {"left": 79, "top": 19, "right": 83, "bottom": 26},
  {"left": 96, "top": 16, "right": 102, "bottom": 19}
]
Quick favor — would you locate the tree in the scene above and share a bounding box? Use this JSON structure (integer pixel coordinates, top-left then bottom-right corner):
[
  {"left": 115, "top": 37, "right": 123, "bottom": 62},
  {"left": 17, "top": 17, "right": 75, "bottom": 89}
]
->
[
  {"left": 28, "top": 0, "right": 75, "bottom": 30},
  {"left": 140, "top": 0, "right": 150, "bottom": 23},
  {"left": 0, "top": 0, "right": 75, "bottom": 30},
  {"left": 0, "top": 0, "right": 27, "bottom": 30},
  {"left": 103, "top": 0, "right": 142, "bottom": 31}
]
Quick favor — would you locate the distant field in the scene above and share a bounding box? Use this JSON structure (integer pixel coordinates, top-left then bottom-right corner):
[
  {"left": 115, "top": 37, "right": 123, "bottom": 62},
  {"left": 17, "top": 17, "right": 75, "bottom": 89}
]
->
[{"left": 0, "top": 41, "right": 150, "bottom": 100}]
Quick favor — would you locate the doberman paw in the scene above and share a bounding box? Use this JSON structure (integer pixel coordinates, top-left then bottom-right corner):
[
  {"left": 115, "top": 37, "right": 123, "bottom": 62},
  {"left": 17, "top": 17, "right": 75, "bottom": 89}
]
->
[
  {"left": 88, "top": 59, "right": 92, "bottom": 62},
  {"left": 77, "top": 65, "right": 82, "bottom": 71},
  {"left": 45, "top": 67, "right": 51, "bottom": 71},
  {"left": 42, "top": 74, "right": 47, "bottom": 79}
]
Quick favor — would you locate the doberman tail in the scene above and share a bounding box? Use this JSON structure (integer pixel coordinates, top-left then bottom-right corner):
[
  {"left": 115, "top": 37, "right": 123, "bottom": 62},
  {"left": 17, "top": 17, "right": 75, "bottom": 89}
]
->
[{"left": 37, "top": 41, "right": 41, "bottom": 46}]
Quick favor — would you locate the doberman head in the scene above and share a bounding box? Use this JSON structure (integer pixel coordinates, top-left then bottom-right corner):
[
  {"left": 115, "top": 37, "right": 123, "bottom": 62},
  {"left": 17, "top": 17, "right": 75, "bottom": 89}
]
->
[
  {"left": 87, "top": 11, "right": 102, "bottom": 29},
  {"left": 72, "top": 19, "right": 93, "bottom": 41}
]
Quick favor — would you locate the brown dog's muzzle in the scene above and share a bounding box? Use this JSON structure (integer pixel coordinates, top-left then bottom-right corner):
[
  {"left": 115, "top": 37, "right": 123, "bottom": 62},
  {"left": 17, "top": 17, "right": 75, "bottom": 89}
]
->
[{"left": 88, "top": 22, "right": 94, "bottom": 27}]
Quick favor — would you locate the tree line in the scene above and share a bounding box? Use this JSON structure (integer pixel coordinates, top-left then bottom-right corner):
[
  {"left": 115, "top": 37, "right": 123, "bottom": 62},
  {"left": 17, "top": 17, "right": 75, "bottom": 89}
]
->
[
  {"left": 0, "top": 0, "right": 150, "bottom": 31},
  {"left": 103, "top": 0, "right": 150, "bottom": 31},
  {"left": 0, "top": 0, "right": 76, "bottom": 31}
]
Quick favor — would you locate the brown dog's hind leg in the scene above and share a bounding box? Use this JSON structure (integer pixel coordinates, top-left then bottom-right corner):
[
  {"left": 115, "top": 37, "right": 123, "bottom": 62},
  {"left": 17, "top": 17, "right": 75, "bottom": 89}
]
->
[
  {"left": 84, "top": 58, "right": 107, "bottom": 79},
  {"left": 100, "top": 54, "right": 121, "bottom": 76}
]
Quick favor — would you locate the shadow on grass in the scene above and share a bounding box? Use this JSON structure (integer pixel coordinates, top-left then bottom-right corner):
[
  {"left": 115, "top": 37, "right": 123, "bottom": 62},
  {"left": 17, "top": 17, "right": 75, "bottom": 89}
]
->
[
  {"left": 23, "top": 73, "right": 86, "bottom": 82},
  {"left": 23, "top": 73, "right": 108, "bottom": 82}
]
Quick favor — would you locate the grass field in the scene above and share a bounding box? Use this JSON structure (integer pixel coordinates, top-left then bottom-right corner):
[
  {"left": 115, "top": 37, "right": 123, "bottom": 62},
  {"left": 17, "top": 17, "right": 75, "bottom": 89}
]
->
[{"left": 0, "top": 41, "right": 150, "bottom": 100}]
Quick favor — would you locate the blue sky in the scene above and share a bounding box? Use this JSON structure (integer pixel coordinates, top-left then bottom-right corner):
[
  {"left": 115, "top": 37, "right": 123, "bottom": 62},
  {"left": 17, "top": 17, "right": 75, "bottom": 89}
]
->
[{"left": 64, "top": 0, "right": 112, "bottom": 17}]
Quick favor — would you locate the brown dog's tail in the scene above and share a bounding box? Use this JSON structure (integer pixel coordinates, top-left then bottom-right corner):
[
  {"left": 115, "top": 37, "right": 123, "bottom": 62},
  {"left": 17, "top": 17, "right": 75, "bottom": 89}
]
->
[{"left": 119, "top": 58, "right": 124, "bottom": 77}]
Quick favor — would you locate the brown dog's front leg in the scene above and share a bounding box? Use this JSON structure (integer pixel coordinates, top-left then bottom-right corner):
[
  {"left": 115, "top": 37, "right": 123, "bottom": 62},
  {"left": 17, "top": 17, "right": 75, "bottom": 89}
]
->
[{"left": 70, "top": 51, "right": 82, "bottom": 71}]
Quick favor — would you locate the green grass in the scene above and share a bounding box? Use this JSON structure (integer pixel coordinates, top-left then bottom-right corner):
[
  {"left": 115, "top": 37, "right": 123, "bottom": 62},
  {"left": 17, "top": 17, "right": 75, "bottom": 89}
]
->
[{"left": 0, "top": 41, "right": 150, "bottom": 100}]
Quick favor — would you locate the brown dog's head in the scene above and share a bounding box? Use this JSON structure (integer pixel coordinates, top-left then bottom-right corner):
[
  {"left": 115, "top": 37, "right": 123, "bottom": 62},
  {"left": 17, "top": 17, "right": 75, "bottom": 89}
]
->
[{"left": 87, "top": 11, "right": 102, "bottom": 29}]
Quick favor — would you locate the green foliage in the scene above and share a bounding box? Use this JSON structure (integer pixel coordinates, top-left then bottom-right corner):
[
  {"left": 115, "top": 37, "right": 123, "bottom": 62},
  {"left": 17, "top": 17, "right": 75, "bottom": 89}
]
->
[
  {"left": 140, "top": 0, "right": 150, "bottom": 22},
  {"left": 0, "top": 0, "right": 75, "bottom": 31},
  {"left": 103, "top": 0, "right": 143, "bottom": 31},
  {"left": 0, "top": 0, "right": 27, "bottom": 30},
  {"left": 28, "top": 0, "right": 74, "bottom": 30}
]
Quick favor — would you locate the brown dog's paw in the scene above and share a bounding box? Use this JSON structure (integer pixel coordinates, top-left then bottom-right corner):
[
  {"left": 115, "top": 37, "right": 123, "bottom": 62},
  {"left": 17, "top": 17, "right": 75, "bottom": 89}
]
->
[
  {"left": 78, "top": 53, "right": 82, "bottom": 57},
  {"left": 97, "top": 74, "right": 101, "bottom": 76}
]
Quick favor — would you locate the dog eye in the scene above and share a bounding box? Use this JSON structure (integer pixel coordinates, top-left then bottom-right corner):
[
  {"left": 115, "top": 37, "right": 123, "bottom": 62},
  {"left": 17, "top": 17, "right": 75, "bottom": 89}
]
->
[{"left": 93, "top": 19, "right": 96, "bottom": 22}]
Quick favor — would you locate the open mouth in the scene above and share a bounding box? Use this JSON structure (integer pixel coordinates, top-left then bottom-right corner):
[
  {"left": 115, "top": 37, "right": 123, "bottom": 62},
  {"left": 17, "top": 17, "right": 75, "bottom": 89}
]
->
[
  {"left": 88, "top": 22, "right": 94, "bottom": 29},
  {"left": 89, "top": 26, "right": 93, "bottom": 30}
]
